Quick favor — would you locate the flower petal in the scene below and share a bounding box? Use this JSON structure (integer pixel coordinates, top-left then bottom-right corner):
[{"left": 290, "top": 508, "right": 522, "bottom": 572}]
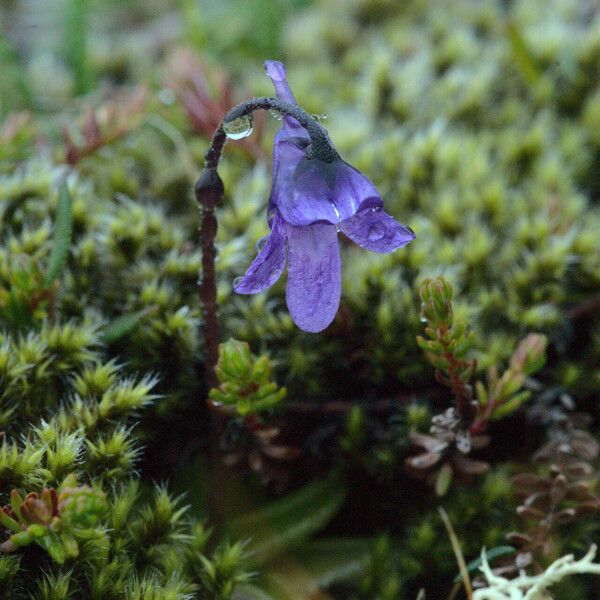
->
[
  {"left": 275, "top": 157, "right": 385, "bottom": 227},
  {"left": 264, "top": 60, "right": 307, "bottom": 136},
  {"left": 332, "top": 160, "right": 383, "bottom": 217},
  {"left": 286, "top": 222, "right": 341, "bottom": 332},
  {"left": 266, "top": 60, "right": 309, "bottom": 227},
  {"left": 339, "top": 206, "right": 415, "bottom": 253},
  {"left": 274, "top": 153, "right": 340, "bottom": 226},
  {"left": 264, "top": 60, "right": 297, "bottom": 104},
  {"left": 234, "top": 214, "right": 287, "bottom": 294},
  {"left": 268, "top": 133, "right": 309, "bottom": 227}
]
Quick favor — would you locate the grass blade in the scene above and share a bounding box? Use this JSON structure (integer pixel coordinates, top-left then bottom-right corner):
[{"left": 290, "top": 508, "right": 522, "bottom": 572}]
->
[
  {"left": 290, "top": 538, "right": 372, "bottom": 586},
  {"left": 228, "top": 476, "right": 346, "bottom": 566},
  {"left": 454, "top": 546, "right": 516, "bottom": 583},
  {"left": 43, "top": 180, "right": 73, "bottom": 288},
  {"left": 101, "top": 306, "right": 158, "bottom": 345}
]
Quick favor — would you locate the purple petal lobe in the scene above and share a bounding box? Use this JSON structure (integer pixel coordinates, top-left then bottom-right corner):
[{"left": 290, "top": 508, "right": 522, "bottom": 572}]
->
[
  {"left": 339, "top": 207, "right": 415, "bottom": 253},
  {"left": 264, "top": 60, "right": 306, "bottom": 134},
  {"left": 333, "top": 161, "right": 383, "bottom": 215},
  {"left": 264, "top": 60, "right": 296, "bottom": 102},
  {"left": 275, "top": 157, "right": 384, "bottom": 227},
  {"left": 286, "top": 222, "right": 341, "bottom": 332},
  {"left": 276, "top": 155, "right": 341, "bottom": 226},
  {"left": 268, "top": 131, "right": 306, "bottom": 227},
  {"left": 234, "top": 215, "right": 287, "bottom": 294}
]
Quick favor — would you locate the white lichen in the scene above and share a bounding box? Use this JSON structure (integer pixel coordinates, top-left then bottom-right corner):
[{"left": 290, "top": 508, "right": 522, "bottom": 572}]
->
[{"left": 473, "top": 545, "right": 600, "bottom": 600}]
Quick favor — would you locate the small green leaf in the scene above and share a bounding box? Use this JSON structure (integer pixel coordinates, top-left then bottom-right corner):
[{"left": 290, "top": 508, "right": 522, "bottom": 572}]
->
[
  {"left": 60, "top": 532, "right": 79, "bottom": 558},
  {"left": 44, "top": 181, "right": 73, "bottom": 288},
  {"left": 8, "top": 530, "right": 33, "bottom": 547},
  {"left": 9, "top": 490, "right": 23, "bottom": 516},
  {"left": 454, "top": 546, "right": 516, "bottom": 582},
  {"left": 101, "top": 306, "right": 157, "bottom": 345},
  {"left": 491, "top": 390, "right": 531, "bottom": 420},
  {"left": 44, "top": 537, "right": 68, "bottom": 564},
  {"left": 475, "top": 381, "right": 488, "bottom": 405},
  {"left": 497, "top": 370, "right": 526, "bottom": 399},
  {"left": 0, "top": 510, "right": 20, "bottom": 534}
]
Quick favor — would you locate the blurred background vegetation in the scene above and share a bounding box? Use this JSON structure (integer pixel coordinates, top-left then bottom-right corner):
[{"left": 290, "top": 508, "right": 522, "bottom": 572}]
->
[{"left": 0, "top": 0, "right": 600, "bottom": 598}]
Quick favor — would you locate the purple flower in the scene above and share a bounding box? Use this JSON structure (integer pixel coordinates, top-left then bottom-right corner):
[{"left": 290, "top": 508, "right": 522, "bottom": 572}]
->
[{"left": 234, "top": 60, "right": 415, "bottom": 333}]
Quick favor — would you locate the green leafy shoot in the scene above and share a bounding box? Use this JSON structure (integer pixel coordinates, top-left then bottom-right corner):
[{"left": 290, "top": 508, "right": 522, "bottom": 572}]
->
[
  {"left": 417, "top": 276, "right": 476, "bottom": 422},
  {"left": 417, "top": 277, "right": 548, "bottom": 434},
  {"left": 209, "top": 339, "right": 286, "bottom": 416},
  {"left": 0, "top": 474, "right": 107, "bottom": 563}
]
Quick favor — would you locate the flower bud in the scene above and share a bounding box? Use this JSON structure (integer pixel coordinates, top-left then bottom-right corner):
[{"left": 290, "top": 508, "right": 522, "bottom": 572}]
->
[{"left": 194, "top": 168, "right": 224, "bottom": 209}]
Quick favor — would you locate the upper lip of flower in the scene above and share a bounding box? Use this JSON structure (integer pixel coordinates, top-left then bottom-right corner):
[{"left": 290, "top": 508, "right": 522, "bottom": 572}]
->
[{"left": 233, "top": 60, "right": 415, "bottom": 333}]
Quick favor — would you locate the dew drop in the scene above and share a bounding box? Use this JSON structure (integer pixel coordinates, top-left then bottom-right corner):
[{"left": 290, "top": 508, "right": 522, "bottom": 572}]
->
[
  {"left": 223, "top": 115, "right": 254, "bottom": 140},
  {"left": 233, "top": 276, "right": 243, "bottom": 288},
  {"left": 269, "top": 109, "right": 283, "bottom": 121},
  {"left": 367, "top": 222, "right": 385, "bottom": 241}
]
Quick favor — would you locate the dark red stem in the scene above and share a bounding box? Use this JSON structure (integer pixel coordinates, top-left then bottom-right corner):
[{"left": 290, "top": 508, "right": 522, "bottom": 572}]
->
[
  {"left": 437, "top": 324, "right": 475, "bottom": 426},
  {"left": 195, "top": 168, "right": 224, "bottom": 390}
]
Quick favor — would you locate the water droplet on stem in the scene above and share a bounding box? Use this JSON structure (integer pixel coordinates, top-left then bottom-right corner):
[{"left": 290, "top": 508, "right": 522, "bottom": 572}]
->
[{"left": 223, "top": 115, "right": 254, "bottom": 140}]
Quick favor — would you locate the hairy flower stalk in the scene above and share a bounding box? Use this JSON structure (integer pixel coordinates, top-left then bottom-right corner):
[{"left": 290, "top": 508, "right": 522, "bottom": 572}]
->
[
  {"left": 195, "top": 169, "right": 224, "bottom": 389},
  {"left": 195, "top": 61, "right": 414, "bottom": 383}
]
